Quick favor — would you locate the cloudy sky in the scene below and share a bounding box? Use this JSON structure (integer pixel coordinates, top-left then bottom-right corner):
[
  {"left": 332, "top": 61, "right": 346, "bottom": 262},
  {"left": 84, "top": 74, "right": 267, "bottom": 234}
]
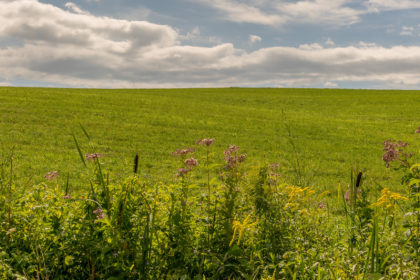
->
[{"left": 1, "top": 0, "right": 420, "bottom": 88}]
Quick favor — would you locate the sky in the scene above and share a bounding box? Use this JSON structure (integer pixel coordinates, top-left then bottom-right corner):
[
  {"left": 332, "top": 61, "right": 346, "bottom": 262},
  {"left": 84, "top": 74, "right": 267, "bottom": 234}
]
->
[{"left": 0, "top": 0, "right": 420, "bottom": 89}]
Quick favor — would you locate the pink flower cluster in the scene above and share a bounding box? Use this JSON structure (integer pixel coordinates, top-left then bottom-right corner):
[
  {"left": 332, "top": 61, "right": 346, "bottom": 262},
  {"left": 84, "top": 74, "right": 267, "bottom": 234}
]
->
[
  {"left": 224, "top": 145, "right": 246, "bottom": 168},
  {"left": 172, "top": 146, "right": 198, "bottom": 176},
  {"left": 44, "top": 171, "right": 59, "bottom": 180},
  {"left": 382, "top": 140, "right": 410, "bottom": 168},
  {"left": 85, "top": 153, "right": 104, "bottom": 161},
  {"left": 177, "top": 168, "right": 190, "bottom": 176},
  {"left": 185, "top": 157, "right": 198, "bottom": 167},
  {"left": 416, "top": 126, "right": 420, "bottom": 134},
  {"left": 93, "top": 208, "right": 106, "bottom": 220},
  {"left": 196, "top": 138, "right": 215, "bottom": 147},
  {"left": 171, "top": 147, "right": 196, "bottom": 157}
]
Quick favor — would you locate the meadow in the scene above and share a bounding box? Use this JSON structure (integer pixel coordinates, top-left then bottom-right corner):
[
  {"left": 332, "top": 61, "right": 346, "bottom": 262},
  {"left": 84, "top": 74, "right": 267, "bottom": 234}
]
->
[
  {"left": 0, "top": 87, "right": 419, "bottom": 189},
  {"left": 0, "top": 87, "right": 419, "bottom": 279}
]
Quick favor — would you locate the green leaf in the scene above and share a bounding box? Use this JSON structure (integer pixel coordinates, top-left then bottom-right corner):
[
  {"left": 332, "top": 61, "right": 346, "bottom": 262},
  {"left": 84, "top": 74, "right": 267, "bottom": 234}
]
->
[{"left": 410, "top": 163, "right": 420, "bottom": 172}]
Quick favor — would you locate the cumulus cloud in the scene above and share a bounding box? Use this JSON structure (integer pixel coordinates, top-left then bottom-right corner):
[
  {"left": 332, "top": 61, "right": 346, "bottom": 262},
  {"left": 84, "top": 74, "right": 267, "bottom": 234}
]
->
[
  {"left": 365, "top": 0, "right": 420, "bottom": 12},
  {"left": 192, "top": 0, "right": 361, "bottom": 26},
  {"left": 192, "top": 0, "right": 420, "bottom": 27},
  {"left": 194, "top": 0, "right": 286, "bottom": 25},
  {"left": 64, "top": 2, "right": 90, "bottom": 15},
  {"left": 249, "top": 34, "right": 262, "bottom": 44},
  {"left": 324, "top": 81, "right": 338, "bottom": 88},
  {"left": 1, "top": 0, "right": 420, "bottom": 88}
]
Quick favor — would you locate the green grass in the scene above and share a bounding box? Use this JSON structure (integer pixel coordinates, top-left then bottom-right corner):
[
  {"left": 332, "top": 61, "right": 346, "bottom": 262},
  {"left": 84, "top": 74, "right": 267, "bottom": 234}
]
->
[{"left": 0, "top": 87, "right": 419, "bottom": 190}]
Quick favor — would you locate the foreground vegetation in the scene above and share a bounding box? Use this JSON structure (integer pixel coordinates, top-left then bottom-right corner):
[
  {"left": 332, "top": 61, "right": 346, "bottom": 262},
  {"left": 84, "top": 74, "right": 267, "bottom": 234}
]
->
[
  {"left": 0, "top": 125, "right": 419, "bottom": 279},
  {"left": 1, "top": 87, "right": 420, "bottom": 189}
]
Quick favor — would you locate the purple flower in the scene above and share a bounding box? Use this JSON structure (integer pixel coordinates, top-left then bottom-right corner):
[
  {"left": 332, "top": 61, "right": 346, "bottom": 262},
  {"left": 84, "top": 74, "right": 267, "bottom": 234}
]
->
[
  {"left": 44, "top": 171, "right": 59, "bottom": 180},
  {"left": 185, "top": 157, "right": 198, "bottom": 167},
  {"left": 224, "top": 145, "right": 246, "bottom": 168},
  {"left": 85, "top": 153, "right": 104, "bottom": 161},
  {"left": 93, "top": 208, "right": 106, "bottom": 220},
  {"left": 171, "top": 147, "right": 196, "bottom": 157},
  {"left": 382, "top": 140, "right": 410, "bottom": 168},
  {"left": 177, "top": 168, "right": 191, "bottom": 177},
  {"left": 197, "top": 138, "right": 215, "bottom": 147}
]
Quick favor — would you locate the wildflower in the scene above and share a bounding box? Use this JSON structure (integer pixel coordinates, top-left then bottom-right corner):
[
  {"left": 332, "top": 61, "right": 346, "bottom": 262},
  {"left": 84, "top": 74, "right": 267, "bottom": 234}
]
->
[
  {"left": 44, "top": 171, "right": 59, "bottom": 180},
  {"left": 177, "top": 168, "right": 190, "bottom": 177},
  {"left": 318, "top": 202, "right": 327, "bottom": 209},
  {"left": 63, "top": 194, "right": 72, "bottom": 199},
  {"left": 85, "top": 153, "right": 104, "bottom": 161},
  {"left": 282, "top": 186, "right": 315, "bottom": 211},
  {"left": 184, "top": 157, "right": 198, "bottom": 167},
  {"left": 224, "top": 145, "right": 246, "bottom": 168},
  {"left": 371, "top": 188, "right": 408, "bottom": 211},
  {"left": 171, "top": 147, "right": 196, "bottom": 157},
  {"left": 93, "top": 208, "right": 106, "bottom": 220},
  {"left": 416, "top": 126, "right": 420, "bottom": 134},
  {"left": 382, "top": 140, "right": 409, "bottom": 168},
  {"left": 229, "top": 215, "right": 257, "bottom": 246},
  {"left": 197, "top": 138, "right": 215, "bottom": 146}
]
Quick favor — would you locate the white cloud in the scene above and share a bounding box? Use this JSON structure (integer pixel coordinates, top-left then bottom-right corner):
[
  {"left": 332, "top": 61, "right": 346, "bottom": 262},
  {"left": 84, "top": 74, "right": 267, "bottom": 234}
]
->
[
  {"left": 192, "top": 0, "right": 361, "bottom": 26},
  {"left": 192, "top": 0, "right": 286, "bottom": 26},
  {"left": 324, "top": 81, "right": 338, "bottom": 88},
  {"left": 0, "top": 0, "right": 178, "bottom": 52},
  {"left": 64, "top": 2, "right": 89, "bottom": 15},
  {"left": 249, "top": 34, "right": 262, "bottom": 44},
  {"left": 325, "top": 38, "right": 335, "bottom": 46},
  {"left": 365, "top": 0, "right": 420, "bottom": 12},
  {"left": 276, "top": 0, "right": 361, "bottom": 26},
  {"left": 179, "top": 27, "right": 222, "bottom": 46},
  {"left": 400, "top": 26, "right": 414, "bottom": 36},
  {"left": 192, "top": 0, "right": 420, "bottom": 27},
  {"left": 1, "top": 1, "right": 420, "bottom": 89}
]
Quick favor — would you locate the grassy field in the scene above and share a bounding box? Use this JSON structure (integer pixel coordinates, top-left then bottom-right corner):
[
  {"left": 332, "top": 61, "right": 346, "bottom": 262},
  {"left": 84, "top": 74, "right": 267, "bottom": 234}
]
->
[
  {"left": 1, "top": 87, "right": 419, "bottom": 279},
  {"left": 0, "top": 87, "right": 419, "bottom": 190}
]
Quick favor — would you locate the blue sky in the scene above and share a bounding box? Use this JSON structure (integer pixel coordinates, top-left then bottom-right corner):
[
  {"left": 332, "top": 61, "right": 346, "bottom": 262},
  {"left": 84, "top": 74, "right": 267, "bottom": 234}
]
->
[{"left": 1, "top": 0, "right": 420, "bottom": 88}]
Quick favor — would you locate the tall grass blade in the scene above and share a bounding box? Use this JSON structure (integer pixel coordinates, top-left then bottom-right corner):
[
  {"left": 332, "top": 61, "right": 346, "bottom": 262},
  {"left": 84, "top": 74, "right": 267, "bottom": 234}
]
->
[
  {"left": 72, "top": 133, "right": 86, "bottom": 168},
  {"left": 79, "top": 122, "right": 91, "bottom": 141}
]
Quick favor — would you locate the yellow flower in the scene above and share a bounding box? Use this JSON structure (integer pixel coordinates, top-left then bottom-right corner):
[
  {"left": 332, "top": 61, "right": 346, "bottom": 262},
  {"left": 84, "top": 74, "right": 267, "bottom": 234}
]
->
[
  {"left": 371, "top": 188, "right": 408, "bottom": 211},
  {"left": 281, "top": 185, "right": 315, "bottom": 212},
  {"left": 229, "top": 215, "right": 257, "bottom": 246}
]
